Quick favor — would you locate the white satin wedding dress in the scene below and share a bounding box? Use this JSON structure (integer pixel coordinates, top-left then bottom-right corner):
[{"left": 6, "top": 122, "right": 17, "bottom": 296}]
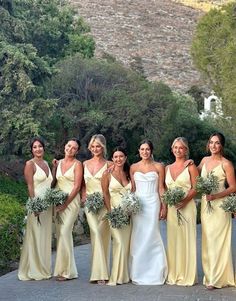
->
[{"left": 130, "top": 171, "right": 168, "bottom": 285}]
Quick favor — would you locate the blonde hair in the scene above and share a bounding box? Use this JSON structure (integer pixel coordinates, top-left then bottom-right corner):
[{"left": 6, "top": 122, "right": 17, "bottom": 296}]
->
[
  {"left": 88, "top": 134, "right": 107, "bottom": 157},
  {"left": 171, "top": 137, "right": 189, "bottom": 159}
]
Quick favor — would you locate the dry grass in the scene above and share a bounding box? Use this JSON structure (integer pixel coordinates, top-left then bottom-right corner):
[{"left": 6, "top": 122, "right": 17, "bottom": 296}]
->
[{"left": 173, "top": 0, "right": 234, "bottom": 12}]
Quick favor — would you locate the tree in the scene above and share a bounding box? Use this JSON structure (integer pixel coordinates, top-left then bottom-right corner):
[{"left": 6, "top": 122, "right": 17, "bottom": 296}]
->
[
  {"left": 46, "top": 55, "right": 176, "bottom": 161},
  {"left": 191, "top": 3, "right": 236, "bottom": 119},
  {"left": 0, "top": 0, "right": 95, "bottom": 156}
]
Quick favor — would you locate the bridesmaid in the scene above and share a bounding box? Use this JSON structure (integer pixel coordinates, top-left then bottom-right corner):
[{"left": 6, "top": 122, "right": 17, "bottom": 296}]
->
[
  {"left": 165, "top": 137, "right": 198, "bottom": 286},
  {"left": 18, "top": 137, "right": 53, "bottom": 280},
  {"left": 82, "top": 134, "right": 111, "bottom": 284},
  {"left": 198, "top": 132, "right": 236, "bottom": 289},
  {"left": 101, "top": 146, "right": 131, "bottom": 286},
  {"left": 53, "top": 138, "right": 83, "bottom": 281}
]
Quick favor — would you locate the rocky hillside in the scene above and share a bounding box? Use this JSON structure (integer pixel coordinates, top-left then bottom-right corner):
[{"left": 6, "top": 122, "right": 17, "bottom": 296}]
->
[
  {"left": 68, "top": 0, "right": 232, "bottom": 92},
  {"left": 68, "top": 0, "right": 206, "bottom": 92}
]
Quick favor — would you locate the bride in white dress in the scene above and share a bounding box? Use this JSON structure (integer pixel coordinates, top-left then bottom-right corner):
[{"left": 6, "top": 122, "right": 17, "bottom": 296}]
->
[{"left": 130, "top": 140, "right": 168, "bottom": 285}]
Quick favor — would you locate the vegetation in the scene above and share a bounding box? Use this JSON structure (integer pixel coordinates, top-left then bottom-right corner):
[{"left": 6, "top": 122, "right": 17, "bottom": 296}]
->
[
  {"left": 174, "top": 0, "right": 234, "bottom": 12},
  {"left": 0, "top": 194, "right": 25, "bottom": 272},
  {"left": 0, "top": 175, "right": 27, "bottom": 203},
  {"left": 0, "top": 0, "right": 95, "bottom": 156},
  {"left": 191, "top": 2, "right": 236, "bottom": 126}
]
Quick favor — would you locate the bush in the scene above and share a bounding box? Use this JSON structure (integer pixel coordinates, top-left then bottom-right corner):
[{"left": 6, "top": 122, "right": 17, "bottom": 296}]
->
[
  {"left": 0, "top": 175, "right": 27, "bottom": 204},
  {"left": 0, "top": 194, "right": 25, "bottom": 272}
]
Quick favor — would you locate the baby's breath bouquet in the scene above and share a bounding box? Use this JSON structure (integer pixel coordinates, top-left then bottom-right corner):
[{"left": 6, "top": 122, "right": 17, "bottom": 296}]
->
[
  {"left": 44, "top": 188, "right": 69, "bottom": 223},
  {"left": 85, "top": 192, "right": 104, "bottom": 214},
  {"left": 220, "top": 194, "right": 236, "bottom": 214},
  {"left": 162, "top": 187, "right": 186, "bottom": 225},
  {"left": 26, "top": 196, "right": 49, "bottom": 224},
  {"left": 196, "top": 171, "right": 219, "bottom": 213},
  {"left": 121, "top": 192, "right": 142, "bottom": 216},
  {"left": 105, "top": 206, "right": 130, "bottom": 229}
]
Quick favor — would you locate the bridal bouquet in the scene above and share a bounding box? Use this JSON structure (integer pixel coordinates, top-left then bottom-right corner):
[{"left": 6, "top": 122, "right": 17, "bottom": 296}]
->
[
  {"left": 26, "top": 196, "right": 49, "bottom": 224},
  {"left": 121, "top": 192, "right": 142, "bottom": 216},
  {"left": 44, "top": 188, "right": 69, "bottom": 223},
  {"left": 105, "top": 206, "right": 130, "bottom": 229},
  {"left": 85, "top": 192, "right": 104, "bottom": 214},
  {"left": 196, "top": 172, "right": 219, "bottom": 213},
  {"left": 220, "top": 194, "right": 236, "bottom": 214},
  {"left": 162, "top": 187, "right": 186, "bottom": 225}
]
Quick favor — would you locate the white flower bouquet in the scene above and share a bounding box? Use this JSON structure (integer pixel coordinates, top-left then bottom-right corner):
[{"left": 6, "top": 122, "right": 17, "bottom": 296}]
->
[
  {"left": 26, "top": 196, "right": 49, "bottom": 224},
  {"left": 121, "top": 192, "right": 142, "bottom": 216},
  {"left": 220, "top": 194, "right": 236, "bottom": 213},
  {"left": 85, "top": 192, "right": 104, "bottom": 214},
  {"left": 196, "top": 171, "right": 219, "bottom": 213},
  {"left": 105, "top": 206, "right": 130, "bottom": 229},
  {"left": 44, "top": 188, "right": 69, "bottom": 223},
  {"left": 162, "top": 187, "right": 186, "bottom": 225}
]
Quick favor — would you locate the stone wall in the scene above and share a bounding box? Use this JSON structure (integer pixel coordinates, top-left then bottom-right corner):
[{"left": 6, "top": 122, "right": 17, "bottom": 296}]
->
[{"left": 68, "top": 0, "right": 205, "bottom": 92}]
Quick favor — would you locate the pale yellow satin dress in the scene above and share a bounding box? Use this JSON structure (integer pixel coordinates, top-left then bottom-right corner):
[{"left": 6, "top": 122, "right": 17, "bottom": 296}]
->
[
  {"left": 53, "top": 160, "right": 80, "bottom": 279},
  {"left": 201, "top": 163, "right": 235, "bottom": 287},
  {"left": 107, "top": 175, "right": 131, "bottom": 286},
  {"left": 165, "top": 167, "right": 197, "bottom": 286},
  {"left": 84, "top": 164, "right": 110, "bottom": 281},
  {"left": 18, "top": 161, "right": 53, "bottom": 280}
]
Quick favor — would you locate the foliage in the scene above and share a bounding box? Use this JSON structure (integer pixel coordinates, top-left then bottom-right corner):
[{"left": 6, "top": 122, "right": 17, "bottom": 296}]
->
[
  {"left": 0, "top": 194, "right": 25, "bottom": 271},
  {"left": 0, "top": 174, "right": 27, "bottom": 203},
  {"left": 191, "top": 3, "right": 236, "bottom": 120},
  {"left": 0, "top": 0, "right": 95, "bottom": 156},
  {"left": 220, "top": 193, "right": 236, "bottom": 213},
  {"left": 85, "top": 192, "right": 104, "bottom": 214},
  {"left": 47, "top": 55, "right": 176, "bottom": 161}
]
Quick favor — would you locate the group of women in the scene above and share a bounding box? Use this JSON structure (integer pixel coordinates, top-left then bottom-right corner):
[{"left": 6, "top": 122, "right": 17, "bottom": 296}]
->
[{"left": 18, "top": 132, "right": 236, "bottom": 290}]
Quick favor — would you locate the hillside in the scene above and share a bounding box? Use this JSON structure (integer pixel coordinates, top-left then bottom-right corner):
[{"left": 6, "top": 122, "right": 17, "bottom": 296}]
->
[{"left": 69, "top": 0, "right": 232, "bottom": 92}]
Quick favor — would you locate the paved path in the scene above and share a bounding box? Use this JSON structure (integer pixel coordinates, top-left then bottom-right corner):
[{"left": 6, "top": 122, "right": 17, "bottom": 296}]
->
[{"left": 0, "top": 221, "right": 236, "bottom": 301}]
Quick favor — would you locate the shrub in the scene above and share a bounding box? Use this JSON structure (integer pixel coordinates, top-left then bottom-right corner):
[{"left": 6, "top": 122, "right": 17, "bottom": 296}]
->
[
  {"left": 0, "top": 194, "right": 25, "bottom": 272},
  {"left": 0, "top": 175, "right": 27, "bottom": 204}
]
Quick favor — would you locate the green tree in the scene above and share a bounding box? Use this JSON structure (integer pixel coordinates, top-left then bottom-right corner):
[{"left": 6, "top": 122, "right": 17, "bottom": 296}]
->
[
  {"left": 0, "top": 0, "right": 95, "bottom": 156},
  {"left": 191, "top": 3, "right": 236, "bottom": 118},
  {"left": 46, "top": 55, "right": 175, "bottom": 161}
]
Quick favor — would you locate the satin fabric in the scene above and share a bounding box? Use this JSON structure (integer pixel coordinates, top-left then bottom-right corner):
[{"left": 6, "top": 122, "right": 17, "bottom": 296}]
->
[
  {"left": 84, "top": 164, "right": 110, "bottom": 281},
  {"left": 18, "top": 162, "right": 53, "bottom": 280},
  {"left": 130, "top": 171, "right": 167, "bottom": 285},
  {"left": 53, "top": 160, "right": 80, "bottom": 279},
  {"left": 165, "top": 167, "right": 197, "bottom": 286},
  {"left": 107, "top": 175, "right": 131, "bottom": 286},
  {"left": 201, "top": 163, "right": 235, "bottom": 288}
]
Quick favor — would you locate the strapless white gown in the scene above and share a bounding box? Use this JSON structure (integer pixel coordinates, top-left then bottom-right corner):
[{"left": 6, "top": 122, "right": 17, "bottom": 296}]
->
[{"left": 130, "top": 171, "right": 168, "bottom": 285}]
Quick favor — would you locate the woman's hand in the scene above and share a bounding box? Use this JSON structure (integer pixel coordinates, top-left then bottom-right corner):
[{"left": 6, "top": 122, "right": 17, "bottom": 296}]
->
[
  {"left": 159, "top": 203, "right": 167, "bottom": 220},
  {"left": 184, "top": 159, "right": 194, "bottom": 167},
  {"left": 52, "top": 159, "right": 58, "bottom": 168},
  {"left": 106, "top": 164, "right": 114, "bottom": 173},
  {"left": 56, "top": 203, "right": 67, "bottom": 212},
  {"left": 206, "top": 194, "right": 215, "bottom": 201}
]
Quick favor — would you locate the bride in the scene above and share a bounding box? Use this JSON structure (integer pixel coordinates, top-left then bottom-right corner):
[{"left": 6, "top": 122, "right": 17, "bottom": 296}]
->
[{"left": 130, "top": 139, "right": 168, "bottom": 285}]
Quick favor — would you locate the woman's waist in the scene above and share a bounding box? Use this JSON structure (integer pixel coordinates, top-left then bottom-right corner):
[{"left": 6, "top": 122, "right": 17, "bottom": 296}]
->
[{"left": 135, "top": 191, "right": 158, "bottom": 198}]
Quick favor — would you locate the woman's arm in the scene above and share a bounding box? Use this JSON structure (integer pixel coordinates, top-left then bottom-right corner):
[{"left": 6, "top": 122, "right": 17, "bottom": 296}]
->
[
  {"left": 197, "top": 157, "right": 206, "bottom": 173},
  {"left": 175, "top": 164, "right": 199, "bottom": 210},
  {"left": 80, "top": 162, "right": 86, "bottom": 203},
  {"left": 56, "top": 161, "right": 83, "bottom": 212},
  {"left": 157, "top": 163, "right": 167, "bottom": 219},
  {"left": 101, "top": 171, "right": 111, "bottom": 212},
  {"left": 206, "top": 160, "right": 236, "bottom": 201},
  {"left": 130, "top": 165, "right": 136, "bottom": 193},
  {"left": 157, "top": 163, "right": 165, "bottom": 197},
  {"left": 51, "top": 159, "right": 58, "bottom": 188},
  {"left": 24, "top": 160, "right": 35, "bottom": 198}
]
